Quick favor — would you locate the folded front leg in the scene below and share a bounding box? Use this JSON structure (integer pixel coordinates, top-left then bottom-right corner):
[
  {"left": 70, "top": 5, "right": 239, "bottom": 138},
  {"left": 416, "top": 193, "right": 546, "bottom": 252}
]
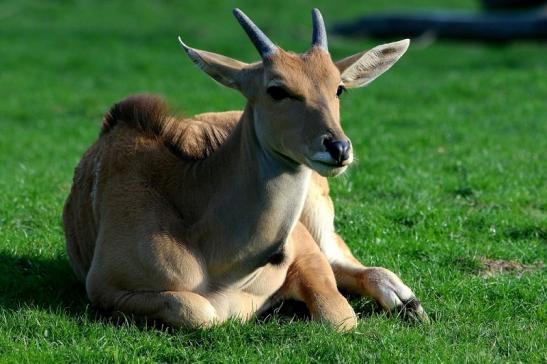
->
[{"left": 280, "top": 224, "right": 357, "bottom": 331}]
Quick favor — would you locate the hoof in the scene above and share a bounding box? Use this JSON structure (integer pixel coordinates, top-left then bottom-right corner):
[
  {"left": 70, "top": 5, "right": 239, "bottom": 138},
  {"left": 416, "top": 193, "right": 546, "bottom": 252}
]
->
[{"left": 397, "top": 298, "right": 430, "bottom": 323}]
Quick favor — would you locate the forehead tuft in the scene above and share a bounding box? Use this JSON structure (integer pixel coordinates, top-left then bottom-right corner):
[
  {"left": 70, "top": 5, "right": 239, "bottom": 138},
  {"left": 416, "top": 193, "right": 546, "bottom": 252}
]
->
[{"left": 264, "top": 48, "right": 340, "bottom": 88}]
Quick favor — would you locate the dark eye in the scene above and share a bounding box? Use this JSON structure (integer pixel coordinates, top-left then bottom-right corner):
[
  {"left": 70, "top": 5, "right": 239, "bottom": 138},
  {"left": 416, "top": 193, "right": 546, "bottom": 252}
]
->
[
  {"left": 267, "top": 86, "right": 290, "bottom": 101},
  {"left": 336, "top": 85, "right": 346, "bottom": 98}
]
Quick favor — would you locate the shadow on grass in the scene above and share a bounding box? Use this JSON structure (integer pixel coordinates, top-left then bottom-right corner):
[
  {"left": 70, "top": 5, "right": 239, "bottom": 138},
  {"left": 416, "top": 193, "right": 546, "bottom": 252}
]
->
[{"left": 0, "top": 251, "right": 88, "bottom": 314}]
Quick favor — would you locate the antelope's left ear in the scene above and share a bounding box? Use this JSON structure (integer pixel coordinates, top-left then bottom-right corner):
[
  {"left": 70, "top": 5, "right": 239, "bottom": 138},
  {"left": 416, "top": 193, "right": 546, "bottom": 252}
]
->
[{"left": 335, "top": 39, "right": 410, "bottom": 89}]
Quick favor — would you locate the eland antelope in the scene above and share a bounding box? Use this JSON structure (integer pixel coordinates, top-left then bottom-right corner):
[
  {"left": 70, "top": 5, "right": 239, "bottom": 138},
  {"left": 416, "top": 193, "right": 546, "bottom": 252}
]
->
[{"left": 63, "top": 8, "right": 428, "bottom": 331}]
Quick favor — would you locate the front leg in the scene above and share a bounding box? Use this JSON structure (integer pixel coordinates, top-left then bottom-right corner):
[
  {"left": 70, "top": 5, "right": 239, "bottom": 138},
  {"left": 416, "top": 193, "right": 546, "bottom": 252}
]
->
[
  {"left": 280, "top": 223, "right": 357, "bottom": 331},
  {"left": 301, "top": 173, "right": 428, "bottom": 321}
]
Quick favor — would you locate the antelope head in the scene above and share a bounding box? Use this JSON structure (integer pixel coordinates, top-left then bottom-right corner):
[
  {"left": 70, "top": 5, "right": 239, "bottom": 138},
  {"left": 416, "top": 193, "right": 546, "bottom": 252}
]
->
[{"left": 178, "top": 9, "right": 409, "bottom": 177}]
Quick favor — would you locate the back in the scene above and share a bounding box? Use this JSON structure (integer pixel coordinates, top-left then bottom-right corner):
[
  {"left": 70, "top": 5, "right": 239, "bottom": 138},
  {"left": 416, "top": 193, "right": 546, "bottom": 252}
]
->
[{"left": 63, "top": 95, "right": 241, "bottom": 282}]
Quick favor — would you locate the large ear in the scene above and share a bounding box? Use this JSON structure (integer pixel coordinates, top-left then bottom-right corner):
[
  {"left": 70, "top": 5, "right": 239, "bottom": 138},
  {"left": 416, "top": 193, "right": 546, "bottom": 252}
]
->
[
  {"left": 335, "top": 39, "right": 410, "bottom": 89},
  {"left": 178, "top": 37, "right": 247, "bottom": 89}
]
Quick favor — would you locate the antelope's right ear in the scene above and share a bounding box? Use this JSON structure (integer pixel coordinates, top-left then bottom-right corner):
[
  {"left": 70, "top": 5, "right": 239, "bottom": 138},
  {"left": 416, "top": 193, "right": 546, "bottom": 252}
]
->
[
  {"left": 335, "top": 39, "right": 410, "bottom": 89},
  {"left": 178, "top": 37, "right": 247, "bottom": 90}
]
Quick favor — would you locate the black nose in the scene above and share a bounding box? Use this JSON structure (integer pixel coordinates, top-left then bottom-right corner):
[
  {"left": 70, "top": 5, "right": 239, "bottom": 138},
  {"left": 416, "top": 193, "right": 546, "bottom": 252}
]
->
[{"left": 323, "top": 138, "right": 351, "bottom": 164}]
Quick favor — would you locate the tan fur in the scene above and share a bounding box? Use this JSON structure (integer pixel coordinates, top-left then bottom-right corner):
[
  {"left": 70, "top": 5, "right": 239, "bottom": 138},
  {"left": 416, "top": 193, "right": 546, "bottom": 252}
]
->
[{"left": 64, "top": 12, "right": 426, "bottom": 331}]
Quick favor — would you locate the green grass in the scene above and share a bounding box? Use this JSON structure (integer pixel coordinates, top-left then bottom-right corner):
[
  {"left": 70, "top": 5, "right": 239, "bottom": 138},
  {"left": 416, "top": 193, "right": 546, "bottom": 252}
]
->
[{"left": 1, "top": 0, "right": 546, "bottom": 362}]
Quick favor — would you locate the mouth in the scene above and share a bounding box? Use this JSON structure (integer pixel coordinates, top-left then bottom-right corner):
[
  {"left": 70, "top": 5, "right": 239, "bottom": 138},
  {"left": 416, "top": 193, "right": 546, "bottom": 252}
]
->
[{"left": 307, "top": 158, "right": 349, "bottom": 177}]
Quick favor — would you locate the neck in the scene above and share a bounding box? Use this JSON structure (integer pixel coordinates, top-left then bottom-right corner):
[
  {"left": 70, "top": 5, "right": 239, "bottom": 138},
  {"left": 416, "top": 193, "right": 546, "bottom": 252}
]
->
[{"left": 172, "top": 105, "right": 311, "bottom": 277}]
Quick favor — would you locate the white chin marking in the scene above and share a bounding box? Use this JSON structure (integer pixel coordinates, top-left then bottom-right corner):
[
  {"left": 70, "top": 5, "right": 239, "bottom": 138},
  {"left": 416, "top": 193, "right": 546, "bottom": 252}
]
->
[
  {"left": 308, "top": 160, "right": 347, "bottom": 177},
  {"left": 308, "top": 153, "right": 350, "bottom": 177},
  {"left": 308, "top": 152, "right": 353, "bottom": 177},
  {"left": 311, "top": 151, "right": 335, "bottom": 163}
]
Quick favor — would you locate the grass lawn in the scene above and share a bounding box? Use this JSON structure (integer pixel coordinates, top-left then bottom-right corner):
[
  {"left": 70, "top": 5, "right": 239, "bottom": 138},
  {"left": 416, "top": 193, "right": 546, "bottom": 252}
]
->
[{"left": 0, "top": 0, "right": 545, "bottom": 362}]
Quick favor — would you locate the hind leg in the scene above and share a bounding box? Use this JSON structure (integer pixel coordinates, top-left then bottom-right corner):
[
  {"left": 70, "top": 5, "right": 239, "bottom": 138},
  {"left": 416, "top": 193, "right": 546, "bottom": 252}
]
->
[{"left": 87, "top": 278, "right": 220, "bottom": 328}]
